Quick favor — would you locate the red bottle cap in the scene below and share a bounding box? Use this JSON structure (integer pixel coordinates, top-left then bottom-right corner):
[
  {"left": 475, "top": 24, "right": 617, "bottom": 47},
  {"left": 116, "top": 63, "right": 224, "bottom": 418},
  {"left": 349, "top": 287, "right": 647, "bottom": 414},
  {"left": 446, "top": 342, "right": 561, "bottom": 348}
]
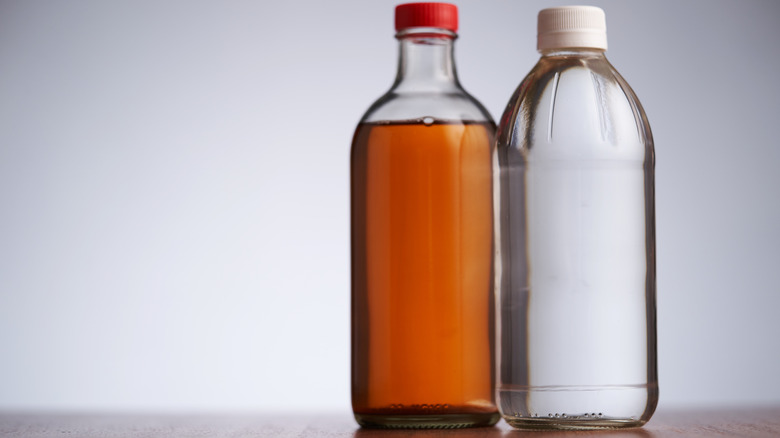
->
[{"left": 395, "top": 3, "right": 458, "bottom": 33}]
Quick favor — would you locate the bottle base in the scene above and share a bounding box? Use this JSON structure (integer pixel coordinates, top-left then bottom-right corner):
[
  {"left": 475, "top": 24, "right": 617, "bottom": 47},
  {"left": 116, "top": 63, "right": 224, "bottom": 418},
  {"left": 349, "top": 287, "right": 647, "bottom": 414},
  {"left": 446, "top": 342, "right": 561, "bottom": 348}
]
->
[
  {"left": 354, "top": 412, "right": 500, "bottom": 429},
  {"left": 504, "top": 416, "right": 646, "bottom": 430},
  {"left": 498, "top": 383, "right": 657, "bottom": 430}
]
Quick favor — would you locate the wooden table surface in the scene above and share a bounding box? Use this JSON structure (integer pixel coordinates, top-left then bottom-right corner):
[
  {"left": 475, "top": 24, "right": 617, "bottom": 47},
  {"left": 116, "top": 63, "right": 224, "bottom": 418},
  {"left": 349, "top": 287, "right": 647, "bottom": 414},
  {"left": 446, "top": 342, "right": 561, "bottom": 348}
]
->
[{"left": 1, "top": 407, "right": 778, "bottom": 437}]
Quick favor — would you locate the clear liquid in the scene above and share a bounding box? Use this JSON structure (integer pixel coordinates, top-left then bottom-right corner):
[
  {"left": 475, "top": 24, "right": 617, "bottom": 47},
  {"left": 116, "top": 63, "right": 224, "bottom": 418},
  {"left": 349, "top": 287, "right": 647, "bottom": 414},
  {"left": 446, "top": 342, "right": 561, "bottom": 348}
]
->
[{"left": 494, "top": 53, "right": 657, "bottom": 429}]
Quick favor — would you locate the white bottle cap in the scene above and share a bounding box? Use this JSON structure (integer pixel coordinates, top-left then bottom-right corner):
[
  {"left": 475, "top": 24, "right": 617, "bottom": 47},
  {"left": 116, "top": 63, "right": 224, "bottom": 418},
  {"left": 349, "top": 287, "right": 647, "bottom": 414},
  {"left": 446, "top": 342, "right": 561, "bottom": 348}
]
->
[{"left": 537, "top": 6, "right": 607, "bottom": 52}]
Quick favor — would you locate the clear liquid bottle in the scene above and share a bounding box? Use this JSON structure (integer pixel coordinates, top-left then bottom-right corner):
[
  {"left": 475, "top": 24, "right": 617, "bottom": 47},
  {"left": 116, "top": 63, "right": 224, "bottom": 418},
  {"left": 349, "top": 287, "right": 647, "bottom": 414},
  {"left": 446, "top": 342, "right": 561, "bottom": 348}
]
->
[
  {"left": 351, "top": 2, "right": 499, "bottom": 429},
  {"left": 495, "top": 6, "right": 658, "bottom": 429}
]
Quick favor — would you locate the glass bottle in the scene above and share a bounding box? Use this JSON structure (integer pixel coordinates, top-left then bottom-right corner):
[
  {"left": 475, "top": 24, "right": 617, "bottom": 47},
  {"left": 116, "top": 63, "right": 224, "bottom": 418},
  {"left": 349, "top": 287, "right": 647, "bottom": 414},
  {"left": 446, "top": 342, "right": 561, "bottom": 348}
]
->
[
  {"left": 495, "top": 6, "right": 658, "bottom": 429},
  {"left": 351, "top": 2, "right": 499, "bottom": 429}
]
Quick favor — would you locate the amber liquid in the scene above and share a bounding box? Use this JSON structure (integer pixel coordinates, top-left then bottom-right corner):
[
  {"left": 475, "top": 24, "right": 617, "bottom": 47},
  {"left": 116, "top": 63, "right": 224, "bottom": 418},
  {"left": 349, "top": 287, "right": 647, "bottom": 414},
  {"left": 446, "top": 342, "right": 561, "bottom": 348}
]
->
[{"left": 351, "top": 119, "right": 499, "bottom": 428}]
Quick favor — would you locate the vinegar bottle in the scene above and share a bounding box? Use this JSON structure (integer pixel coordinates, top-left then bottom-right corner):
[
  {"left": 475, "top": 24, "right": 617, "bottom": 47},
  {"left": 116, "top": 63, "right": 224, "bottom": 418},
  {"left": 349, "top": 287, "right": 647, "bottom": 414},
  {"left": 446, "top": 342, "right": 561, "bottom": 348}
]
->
[
  {"left": 351, "top": 2, "right": 499, "bottom": 429},
  {"left": 495, "top": 6, "right": 658, "bottom": 429}
]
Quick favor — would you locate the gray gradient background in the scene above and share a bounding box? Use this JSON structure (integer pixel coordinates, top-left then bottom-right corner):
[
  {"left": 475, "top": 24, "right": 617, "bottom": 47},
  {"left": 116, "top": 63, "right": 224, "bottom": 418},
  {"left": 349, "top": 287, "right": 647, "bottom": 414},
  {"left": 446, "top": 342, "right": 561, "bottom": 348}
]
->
[{"left": 0, "top": 0, "right": 778, "bottom": 412}]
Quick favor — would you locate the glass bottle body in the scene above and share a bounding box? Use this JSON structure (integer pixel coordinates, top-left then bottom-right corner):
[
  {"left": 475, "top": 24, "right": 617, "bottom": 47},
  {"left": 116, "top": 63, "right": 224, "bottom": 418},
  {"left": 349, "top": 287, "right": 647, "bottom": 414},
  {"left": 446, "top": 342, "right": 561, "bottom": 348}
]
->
[
  {"left": 351, "top": 29, "right": 499, "bottom": 429},
  {"left": 494, "top": 50, "right": 658, "bottom": 429}
]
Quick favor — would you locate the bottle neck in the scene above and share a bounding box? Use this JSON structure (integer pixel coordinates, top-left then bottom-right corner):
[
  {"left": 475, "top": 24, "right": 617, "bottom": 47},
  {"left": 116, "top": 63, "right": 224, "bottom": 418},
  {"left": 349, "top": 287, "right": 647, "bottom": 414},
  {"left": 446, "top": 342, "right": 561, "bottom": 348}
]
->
[
  {"left": 540, "top": 48, "right": 607, "bottom": 59},
  {"left": 392, "top": 28, "right": 460, "bottom": 93}
]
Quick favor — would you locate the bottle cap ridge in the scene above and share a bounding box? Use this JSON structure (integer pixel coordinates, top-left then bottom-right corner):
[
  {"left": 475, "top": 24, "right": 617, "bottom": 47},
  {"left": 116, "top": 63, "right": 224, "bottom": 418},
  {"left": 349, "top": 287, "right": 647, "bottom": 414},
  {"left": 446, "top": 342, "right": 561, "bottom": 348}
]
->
[
  {"left": 537, "top": 6, "right": 607, "bottom": 51},
  {"left": 395, "top": 2, "right": 458, "bottom": 33}
]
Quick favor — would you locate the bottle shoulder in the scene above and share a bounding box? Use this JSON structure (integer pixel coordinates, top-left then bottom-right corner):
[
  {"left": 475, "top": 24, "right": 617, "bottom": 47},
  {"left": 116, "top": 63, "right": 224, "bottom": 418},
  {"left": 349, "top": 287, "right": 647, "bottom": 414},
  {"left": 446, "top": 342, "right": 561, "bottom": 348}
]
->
[
  {"left": 496, "top": 55, "right": 653, "bottom": 164},
  {"left": 359, "top": 87, "right": 494, "bottom": 124}
]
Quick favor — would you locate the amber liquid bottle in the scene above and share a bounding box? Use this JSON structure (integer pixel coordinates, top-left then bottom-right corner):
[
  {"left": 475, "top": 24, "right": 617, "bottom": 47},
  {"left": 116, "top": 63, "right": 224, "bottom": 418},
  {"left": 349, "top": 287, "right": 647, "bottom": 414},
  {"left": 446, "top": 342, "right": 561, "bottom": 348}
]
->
[{"left": 351, "top": 3, "right": 499, "bottom": 429}]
